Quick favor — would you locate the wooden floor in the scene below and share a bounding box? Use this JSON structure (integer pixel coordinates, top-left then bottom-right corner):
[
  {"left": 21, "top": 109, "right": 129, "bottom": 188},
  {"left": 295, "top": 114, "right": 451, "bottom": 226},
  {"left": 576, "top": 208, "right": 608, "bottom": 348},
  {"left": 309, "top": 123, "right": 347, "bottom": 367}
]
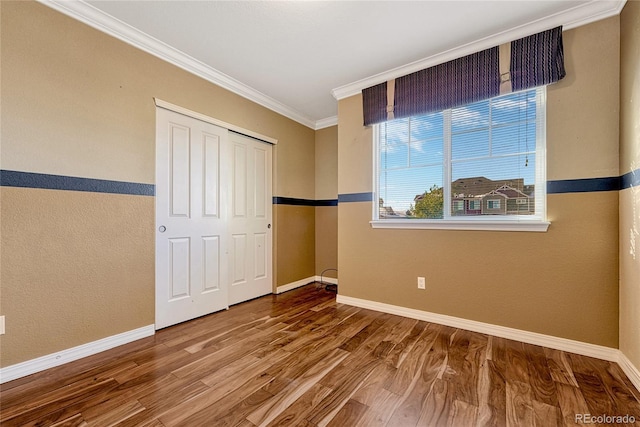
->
[{"left": 1, "top": 285, "right": 639, "bottom": 427}]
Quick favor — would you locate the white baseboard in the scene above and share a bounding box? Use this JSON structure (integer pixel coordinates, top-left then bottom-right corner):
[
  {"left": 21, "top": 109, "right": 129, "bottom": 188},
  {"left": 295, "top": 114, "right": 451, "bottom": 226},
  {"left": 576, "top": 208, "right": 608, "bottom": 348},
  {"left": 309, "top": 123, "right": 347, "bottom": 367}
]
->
[
  {"left": 336, "top": 294, "right": 620, "bottom": 362},
  {"left": 276, "top": 275, "right": 338, "bottom": 294},
  {"left": 0, "top": 325, "right": 155, "bottom": 384},
  {"left": 316, "top": 275, "right": 338, "bottom": 285},
  {"left": 276, "top": 276, "right": 317, "bottom": 294},
  {"left": 618, "top": 352, "right": 640, "bottom": 392}
]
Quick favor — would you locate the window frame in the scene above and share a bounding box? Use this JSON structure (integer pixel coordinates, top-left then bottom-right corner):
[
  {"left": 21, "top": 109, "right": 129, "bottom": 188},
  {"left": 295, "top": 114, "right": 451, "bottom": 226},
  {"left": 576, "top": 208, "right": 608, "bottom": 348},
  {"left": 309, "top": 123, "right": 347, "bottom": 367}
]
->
[{"left": 371, "top": 87, "right": 550, "bottom": 232}]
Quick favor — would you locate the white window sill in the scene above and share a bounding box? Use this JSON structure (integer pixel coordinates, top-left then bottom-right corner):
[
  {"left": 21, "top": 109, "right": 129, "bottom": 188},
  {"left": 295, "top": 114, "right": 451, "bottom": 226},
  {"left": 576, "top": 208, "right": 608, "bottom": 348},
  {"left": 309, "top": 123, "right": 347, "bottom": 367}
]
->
[{"left": 370, "top": 219, "right": 550, "bottom": 232}]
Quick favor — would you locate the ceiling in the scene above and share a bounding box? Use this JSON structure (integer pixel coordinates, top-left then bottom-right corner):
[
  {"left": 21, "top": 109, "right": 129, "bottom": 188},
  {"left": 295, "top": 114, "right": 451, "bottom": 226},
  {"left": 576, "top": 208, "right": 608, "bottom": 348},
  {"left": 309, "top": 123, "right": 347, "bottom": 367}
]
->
[{"left": 43, "top": 0, "right": 625, "bottom": 129}]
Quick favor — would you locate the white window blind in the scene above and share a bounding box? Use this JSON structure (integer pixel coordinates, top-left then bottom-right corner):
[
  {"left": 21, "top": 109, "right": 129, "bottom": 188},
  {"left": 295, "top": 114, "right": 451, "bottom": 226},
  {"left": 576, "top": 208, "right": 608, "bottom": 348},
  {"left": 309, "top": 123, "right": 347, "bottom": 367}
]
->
[{"left": 375, "top": 87, "right": 546, "bottom": 226}]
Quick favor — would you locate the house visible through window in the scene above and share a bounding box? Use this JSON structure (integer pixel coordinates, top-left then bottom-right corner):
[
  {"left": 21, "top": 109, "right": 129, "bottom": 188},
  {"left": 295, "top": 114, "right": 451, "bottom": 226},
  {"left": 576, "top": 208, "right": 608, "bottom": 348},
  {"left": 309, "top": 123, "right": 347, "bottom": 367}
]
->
[{"left": 374, "top": 87, "right": 546, "bottom": 227}]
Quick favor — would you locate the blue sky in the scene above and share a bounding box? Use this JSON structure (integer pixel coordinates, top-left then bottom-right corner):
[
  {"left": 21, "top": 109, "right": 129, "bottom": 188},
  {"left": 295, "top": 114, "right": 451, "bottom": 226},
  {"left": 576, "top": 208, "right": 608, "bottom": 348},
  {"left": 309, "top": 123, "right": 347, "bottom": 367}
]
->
[{"left": 379, "top": 90, "right": 538, "bottom": 213}]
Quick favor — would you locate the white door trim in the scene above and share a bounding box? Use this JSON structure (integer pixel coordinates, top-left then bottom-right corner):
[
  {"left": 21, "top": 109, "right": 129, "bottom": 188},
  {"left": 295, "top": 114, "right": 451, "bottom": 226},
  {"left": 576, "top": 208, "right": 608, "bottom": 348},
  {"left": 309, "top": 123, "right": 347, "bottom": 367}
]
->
[{"left": 154, "top": 98, "right": 278, "bottom": 145}]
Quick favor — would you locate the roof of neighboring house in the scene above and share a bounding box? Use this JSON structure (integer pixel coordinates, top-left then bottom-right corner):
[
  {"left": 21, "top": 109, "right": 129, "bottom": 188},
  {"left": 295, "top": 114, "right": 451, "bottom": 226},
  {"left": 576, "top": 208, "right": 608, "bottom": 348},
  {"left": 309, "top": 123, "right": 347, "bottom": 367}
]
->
[
  {"left": 452, "top": 177, "right": 525, "bottom": 197},
  {"left": 490, "top": 184, "right": 530, "bottom": 199}
]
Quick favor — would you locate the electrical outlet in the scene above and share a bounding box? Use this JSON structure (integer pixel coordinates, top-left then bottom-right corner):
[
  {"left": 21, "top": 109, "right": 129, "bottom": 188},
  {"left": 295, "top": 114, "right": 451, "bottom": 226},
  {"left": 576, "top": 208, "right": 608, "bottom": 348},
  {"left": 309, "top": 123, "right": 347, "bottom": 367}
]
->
[
  {"left": 0, "top": 316, "right": 5, "bottom": 335},
  {"left": 417, "top": 277, "right": 426, "bottom": 289}
]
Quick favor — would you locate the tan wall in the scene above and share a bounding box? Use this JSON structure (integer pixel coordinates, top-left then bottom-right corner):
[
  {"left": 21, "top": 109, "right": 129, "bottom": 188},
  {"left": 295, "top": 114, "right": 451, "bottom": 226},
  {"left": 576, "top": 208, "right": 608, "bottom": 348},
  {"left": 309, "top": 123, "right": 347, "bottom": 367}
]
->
[
  {"left": 547, "top": 17, "right": 620, "bottom": 181},
  {"left": 619, "top": 0, "right": 640, "bottom": 372},
  {"left": 0, "top": 1, "right": 315, "bottom": 366},
  {"left": 315, "top": 126, "right": 338, "bottom": 200},
  {"left": 336, "top": 17, "right": 620, "bottom": 347},
  {"left": 0, "top": 188, "right": 154, "bottom": 366},
  {"left": 275, "top": 205, "right": 316, "bottom": 286},
  {"left": 315, "top": 126, "right": 338, "bottom": 279}
]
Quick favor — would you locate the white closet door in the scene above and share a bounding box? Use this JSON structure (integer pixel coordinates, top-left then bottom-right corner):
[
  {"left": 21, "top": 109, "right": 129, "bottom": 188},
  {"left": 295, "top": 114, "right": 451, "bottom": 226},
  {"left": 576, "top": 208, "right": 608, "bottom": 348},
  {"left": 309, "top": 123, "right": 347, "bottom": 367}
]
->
[
  {"left": 155, "top": 108, "right": 230, "bottom": 329},
  {"left": 228, "top": 132, "right": 273, "bottom": 305}
]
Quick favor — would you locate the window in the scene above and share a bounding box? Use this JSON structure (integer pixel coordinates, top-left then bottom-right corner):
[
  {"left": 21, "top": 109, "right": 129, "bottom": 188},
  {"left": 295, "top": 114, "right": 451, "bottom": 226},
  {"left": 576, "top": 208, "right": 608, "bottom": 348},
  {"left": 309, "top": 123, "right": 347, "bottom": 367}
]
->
[
  {"left": 487, "top": 199, "right": 501, "bottom": 209},
  {"left": 373, "top": 87, "right": 548, "bottom": 231}
]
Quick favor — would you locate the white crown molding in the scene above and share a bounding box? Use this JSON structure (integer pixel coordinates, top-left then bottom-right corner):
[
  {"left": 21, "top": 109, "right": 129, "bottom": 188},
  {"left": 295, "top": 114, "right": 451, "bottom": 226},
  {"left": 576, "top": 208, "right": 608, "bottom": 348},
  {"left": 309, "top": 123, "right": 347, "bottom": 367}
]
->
[
  {"left": 315, "top": 116, "right": 338, "bottom": 130},
  {"left": 332, "top": 0, "right": 626, "bottom": 100},
  {"left": 0, "top": 325, "right": 155, "bottom": 384},
  {"left": 336, "top": 294, "right": 620, "bottom": 362},
  {"left": 37, "top": 0, "right": 319, "bottom": 130}
]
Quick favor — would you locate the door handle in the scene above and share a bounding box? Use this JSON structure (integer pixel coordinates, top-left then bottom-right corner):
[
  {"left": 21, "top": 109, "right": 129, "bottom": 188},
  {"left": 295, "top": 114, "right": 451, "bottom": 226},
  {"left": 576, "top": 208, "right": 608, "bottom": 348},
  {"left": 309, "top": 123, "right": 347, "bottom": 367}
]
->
[
  {"left": 267, "top": 224, "right": 271, "bottom": 229},
  {"left": 158, "top": 225, "right": 167, "bottom": 233}
]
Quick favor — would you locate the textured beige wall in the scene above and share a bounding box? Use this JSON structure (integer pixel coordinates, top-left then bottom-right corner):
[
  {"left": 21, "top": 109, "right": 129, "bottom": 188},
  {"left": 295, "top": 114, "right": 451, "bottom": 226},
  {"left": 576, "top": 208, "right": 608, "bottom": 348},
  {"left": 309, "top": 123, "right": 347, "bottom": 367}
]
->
[
  {"left": 315, "top": 126, "right": 338, "bottom": 279},
  {"left": 547, "top": 17, "right": 620, "bottom": 181},
  {"left": 337, "top": 17, "right": 621, "bottom": 347},
  {"left": 0, "top": 1, "right": 316, "bottom": 366},
  {"left": 316, "top": 206, "right": 338, "bottom": 279},
  {"left": 275, "top": 205, "right": 316, "bottom": 286},
  {"left": 0, "top": 188, "right": 154, "bottom": 367},
  {"left": 315, "top": 126, "right": 338, "bottom": 200},
  {"left": 619, "top": 0, "right": 640, "bottom": 372}
]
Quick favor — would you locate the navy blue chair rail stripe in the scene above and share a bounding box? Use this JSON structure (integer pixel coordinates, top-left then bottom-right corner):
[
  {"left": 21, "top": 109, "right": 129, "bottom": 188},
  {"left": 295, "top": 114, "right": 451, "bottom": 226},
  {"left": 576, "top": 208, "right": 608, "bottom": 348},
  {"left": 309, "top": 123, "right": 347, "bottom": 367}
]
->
[
  {"left": 3, "top": 170, "right": 639, "bottom": 198},
  {"left": 546, "top": 176, "right": 620, "bottom": 194},
  {"left": 272, "top": 197, "right": 338, "bottom": 207},
  {"left": 621, "top": 170, "right": 640, "bottom": 190},
  {"left": 338, "top": 192, "right": 374, "bottom": 203},
  {"left": 0, "top": 170, "right": 155, "bottom": 196}
]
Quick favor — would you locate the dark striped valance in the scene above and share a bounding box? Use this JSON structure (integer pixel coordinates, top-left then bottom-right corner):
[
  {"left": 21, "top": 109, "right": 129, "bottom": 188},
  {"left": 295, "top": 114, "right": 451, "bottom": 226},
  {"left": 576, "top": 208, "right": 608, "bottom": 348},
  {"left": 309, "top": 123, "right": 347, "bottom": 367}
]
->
[{"left": 363, "top": 26, "right": 565, "bottom": 126}]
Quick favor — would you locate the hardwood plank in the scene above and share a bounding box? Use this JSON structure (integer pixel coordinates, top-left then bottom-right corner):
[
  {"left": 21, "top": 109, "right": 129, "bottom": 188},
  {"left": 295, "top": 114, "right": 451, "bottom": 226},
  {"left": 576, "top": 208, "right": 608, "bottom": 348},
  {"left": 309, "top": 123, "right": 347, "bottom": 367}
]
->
[
  {"left": 555, "top": 382, "right": 591, "bottom": 426},
  {"left": 443, "top": 329, "right": 487, "bottom": 406},
  {"left": 0, "top": 378, "right": 119, "bottom": 425},
  {"left": 50, "top": 413, "right": 89, "bottom": 427},
  {"left": 383, "top": 320, "right": 429, "bottom": 368},
  {"left": 385, "top": 328, "right": 450, "bottom": 426},
  {"left": 350, "top": 362, "right": 398, "bottom": 408},
  {"left": 415, "top": 378, "right": 455, "bottom": 426},
  {"left": 477, "top": 359, "right": 507, "bottom": 427},
  {"left": 263, "top": 382, "right": 333, "bottom": 427},
  {"left": 531, "top": 399, "right": 560, "bottom": 427},
  {"left": 2, "top": 285, "right": 638, "bottom": 427},
  {"left": 245, "top": 348, "right": 349, "bottom": 426},
  {"left": 574, "top": 372, "right": 619, "bottom": 416},
  {"left": 522, "top": 342, "right": 558, "bottom": 407},
  {"left": 84, "top": 399, "right": 145, "bottom": 426},
  {"left": 325, "top": 398, "right": 368, "bottom": 427},
  {"left": 606, "top": 362, "right": 640, "bottom": 403},
  {"left": 307, "top": 357, "right": 380, "bottom": 426},
  {"left": 447, "top": 399, "right": 479, "bottom": 427},
  {"left": 158, "top": 372, "right": 275, "bottom": 426},
  {"left": 171, "top": 321, "right": 290, "bottom": 382},
  {"left": 384, "top": 325, "right": 439, "bottom": 395},
  {"left": 100, "top": 374, "right": 211, "bottom": 427},
  {"left": 505, "top": 380, "right": 534, "bottom": 427},
  {"left": 544, "top": 348, "right": 579, "bottom": 387}
]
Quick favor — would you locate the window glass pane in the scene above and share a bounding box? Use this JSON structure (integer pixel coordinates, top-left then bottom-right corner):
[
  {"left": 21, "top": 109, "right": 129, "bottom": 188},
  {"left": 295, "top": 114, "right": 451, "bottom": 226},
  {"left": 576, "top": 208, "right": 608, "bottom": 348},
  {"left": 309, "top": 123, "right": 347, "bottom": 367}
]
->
[
  {"left": 380, "top": 142, "right": 408, "bottom": 169},
  {"left": 451, "top": 154, "right": 535, "bottom": 217},
  {"left": 451, "top": 102, "right": 489, "bottom": 133},
  {"left": 410, "top": 113, "right": 443, "bottom": 141},
  {"left": 379, "top": 166, "right": 443, "bottom": 218},
  {"left": 452, "top": 130, "right": 490, "bottom": 160},
  {"left": 491, "top": 90, "right": 536, "bottom": 125},
  {"left": 383, "top": 118, "right": 410, "bottom": 144},
  {"left": 492, "top": 122, "right": 535, "bottom": 156},
  {"left": 410, "top": 138, "right": 443, "bottom": 166}
]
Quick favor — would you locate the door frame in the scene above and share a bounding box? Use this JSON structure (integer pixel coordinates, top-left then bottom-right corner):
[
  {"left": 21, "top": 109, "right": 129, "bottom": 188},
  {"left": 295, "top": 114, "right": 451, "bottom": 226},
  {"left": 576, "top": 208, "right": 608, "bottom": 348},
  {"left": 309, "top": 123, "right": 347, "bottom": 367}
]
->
[{"left": 154, "top": 98, "right": 278, "bottom": 327}]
